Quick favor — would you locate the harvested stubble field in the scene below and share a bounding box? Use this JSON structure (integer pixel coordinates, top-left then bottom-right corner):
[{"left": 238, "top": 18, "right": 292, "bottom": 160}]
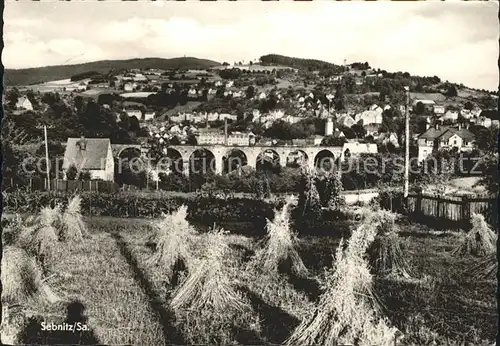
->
[{"left": 5, "top": 216, "right": 497, "bottom": 345}]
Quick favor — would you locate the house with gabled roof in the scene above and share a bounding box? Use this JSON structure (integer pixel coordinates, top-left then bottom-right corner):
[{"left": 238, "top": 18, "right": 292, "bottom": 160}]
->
[
  {"left": 377, "top": 132, "right": 399, "bottom": 148},
  {"left": 337, "top": 114, "right": 357, "bottom": 128},
  {"left": 417, "top": 124, "right": 475, "bottom": 162},
  {"left": 413, "top": 99, "right": 436, "bottom": 113},
  {"left": 15, "top": 96, "right": 33, "bottom": 111},
  {"left": 62, "top": 137, "right": 114, "bottom": 181}
]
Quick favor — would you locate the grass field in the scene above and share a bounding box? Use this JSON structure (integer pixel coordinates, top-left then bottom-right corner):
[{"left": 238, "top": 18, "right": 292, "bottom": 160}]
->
[{"left": 9, "top": 216, "right": 496, "bottom": 345}]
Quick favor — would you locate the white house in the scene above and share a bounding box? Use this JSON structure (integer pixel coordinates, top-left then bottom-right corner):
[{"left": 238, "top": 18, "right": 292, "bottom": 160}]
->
[
  {"left": 440, "top": 110, "right": 459, "bottom": 122},
  {"left": 258, "top": 92, "right": 267, "bottom": 100},
  {"left": 310, "top": 135, "right": 324, "bottom": 146},
  {"left": 413, "top": 99, "right": 436, "bottom": 113},
  {"left": 417, "top": 124, "right": 475, "bottom": 162},
  {"left": 143, "top": 111, "right": 155, "bottom": 121},
  {"left": 62, "top": 137, "right": 114, "bottom": 181},
  {"left": 472, "top": 116, "right": 492, "bottom": 128},
  {"left": 413, "top": 99, "right": 436, "bottom": 107},
  {"left": 354, "top": 106, "right": 383, "bottom": 126},
  {"left": 377, "top": 132, "right": 400, "bottom": 148},
  {"left": 124, "top": 82, "right": 138, "bottom": 92},
  {"left": 459, "top": 109, "right": 474, "bottom": 119},
  {"left": 15, "top": 96, "right": 33, "bottom": 111},
  {"left": 337, "top": 114, "right": 357, "bottom": 128},
  {"left": 123, "top": 109, "right": 142, "bottom": 119},
  {"left": 252, "top": 109, "right": 261, "bottom": 121},
  {"left": 433, "top": 105, "right": 445, "bottom": 115},
  {"left": 133, "top": 74, "right": 147, "bottom": 82},
  {"left": 207, "top": 112, "right": 219, "bottom": 122},
  {"left": 220, "top": 113, "right": 238, "bottom": 121},
  {"left": 342, "top": 142, "right": 378, "bottom": 160},
  {"left": 232, "top": 91, "right": 243, "bottom": 98},
  {"left": 77, "top": 82, "right": 88, "bottom": 91}
]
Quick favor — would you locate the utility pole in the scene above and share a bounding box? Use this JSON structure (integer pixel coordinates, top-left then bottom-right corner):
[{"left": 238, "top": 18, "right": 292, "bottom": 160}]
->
[
  {"left": 224, "top": 117, "right": 228, "bottom": 146},
  {"left": 44, "top": 126, "right": 51, "bottom": 190},
  {"left": 36, "top": 125, "right": 51, "bottom": 190},
  {"left": 404, "top": 86, "right": 410, "bottom": 198}
]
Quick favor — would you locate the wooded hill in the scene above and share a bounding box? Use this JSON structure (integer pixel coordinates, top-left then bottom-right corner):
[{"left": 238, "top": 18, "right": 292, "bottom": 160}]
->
[{"left": 4, "top": 57, "right": 221, "bottom": 86}]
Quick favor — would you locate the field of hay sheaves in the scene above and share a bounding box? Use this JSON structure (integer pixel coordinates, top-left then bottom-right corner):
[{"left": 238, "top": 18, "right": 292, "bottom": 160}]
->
[
  {"left": 376, "top": 226, "right": 497, "bottom": 344},
  {"left": 16, "top": 224, "right": 166, "bottom": 346},
  {"left": 12, "top": 216, "right": 496, "bottom": 345}
]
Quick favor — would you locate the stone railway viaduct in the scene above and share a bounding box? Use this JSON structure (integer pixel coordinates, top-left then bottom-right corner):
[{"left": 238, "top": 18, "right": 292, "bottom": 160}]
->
[{"left": 112, "top": 144, "right": 347, "bottom": 175}]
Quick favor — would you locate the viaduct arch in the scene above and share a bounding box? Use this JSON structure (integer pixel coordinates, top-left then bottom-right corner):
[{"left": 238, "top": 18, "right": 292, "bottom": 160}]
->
[{"left": 113, "top": 144, "right": 345, "bottom": 176}]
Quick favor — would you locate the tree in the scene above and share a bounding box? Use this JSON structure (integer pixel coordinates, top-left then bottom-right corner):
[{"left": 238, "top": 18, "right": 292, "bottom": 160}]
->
[
  {"left": 246, "top": 85, "right": 255, "bottom": 99},
  {"left": 74, "top": 96, "right": 84, "bottom": 113},
  {"left": 415, "top": 101, "right": 426, "bottom": 115},
  {"left": 339, "top": 126, "right": 356, "bottom": 139},
  {"left": 170, "top": 136, "right": 181, "bottom": 145},
  {"left": 186, "top": 134, "right": 198, "bottom": 145},
  {"left": 333, "top": 85, "right": 345, "bottom": 111},
  {"left": 316, "top": 171, "right": 344, "bottom": 210},
  {"left": 128, "top": 115, "right": 141, "bottom": 134},
  {"left": 474, "top": 154, "right": 499, "bottom": 195},
  {"left": 464, "top": 101, "right": 474, "bottom": 110},
  {"left": 321, "top": 135, "right": 347, "bottom": 146},
  {"left": 78, "top": 170, "right": 92, "bottom": 181},
  {"left": 215, "top": 87, "right": 225, "bottom": 98},
  {"left": 97, "top": 93, "right": 116, "bottom": 106},
  {"left": 36, "top": 141, "right": 65, "bottom": 157},
  {"left": 445, "top": 85, "right": 458, "bottom": 97},
  {"left": 351, "top": 123, "right": 366, "bottom": 138},
  {"left": 179, "top": 90, "right": 188, "bottom": 106},
  {"left": 6, "top": 88, "right": 20, "bottom": 107},
  {"left": 471, "top": 125, "right": 498, "bottom": 152},
  {"left": 417, "top": 149, "right": 455, "bottom": 194},
  {"left": 66, "top": 165, "right": 78, "bottom": 180},
  {"left": 297, "top": 170, "right": 322, "bottom": 220}
]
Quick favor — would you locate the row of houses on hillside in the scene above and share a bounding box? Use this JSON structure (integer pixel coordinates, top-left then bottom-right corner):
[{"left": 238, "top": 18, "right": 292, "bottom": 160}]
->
[
  {"left": 195, "top": 128, "right": 256, "bottom": 146},
  {"left": 121, "top": 109, "right": 157, "bottom": 122},
  {"left": 169, "top": 112, "right": 238, "bottom": 123},
  {"left": 411, "top": 98, "right": 493, "bottom": 124}
]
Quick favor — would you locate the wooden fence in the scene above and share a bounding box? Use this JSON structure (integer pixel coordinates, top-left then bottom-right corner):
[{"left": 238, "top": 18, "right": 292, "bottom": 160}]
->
[
  {"left": 49, "top": 180, "right": 121, "bottom": 193},
  {"left": 404, "top": 193, "right": 497, "bottom": 229}
]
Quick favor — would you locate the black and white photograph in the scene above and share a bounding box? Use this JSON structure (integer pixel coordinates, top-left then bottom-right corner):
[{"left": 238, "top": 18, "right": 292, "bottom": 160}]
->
[{"left": 1, "top": 1, "right": 498, "bottom": 345}]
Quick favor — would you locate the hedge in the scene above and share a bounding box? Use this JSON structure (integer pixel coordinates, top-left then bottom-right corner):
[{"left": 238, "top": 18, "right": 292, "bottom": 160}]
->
[
  {"left": 2, "top": 191, "right": 349, "bottom": 236},
  {"left": 3, "top": 190, "right": 275, "bottom": 220}
]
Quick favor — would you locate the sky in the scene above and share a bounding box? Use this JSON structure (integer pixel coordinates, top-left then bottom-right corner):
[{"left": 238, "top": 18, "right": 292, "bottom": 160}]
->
[{"left": 3, "top": 1, "right": 499, "bottom": 91}]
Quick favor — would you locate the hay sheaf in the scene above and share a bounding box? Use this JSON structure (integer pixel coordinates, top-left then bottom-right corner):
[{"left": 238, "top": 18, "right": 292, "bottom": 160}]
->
[
  {"left": 286, "top": 209, "right": 399, "bottom": 346},
  {"left": 21, "top": 206, "right": 62, "bottom": 262},
  {"left": 60, "top": 195, "right": 88, "bottom": 242},
  {"left": 249, "top": 195, "right": 308, "bottom": 278},
  {"left": 467, "top": 252, "right": 497, "bottom": 281},
  {"left": 366, "top": 209, "right": 412, "bottom": 278},
  {"left": 452, "top": 213, "right": 497, "bottom": 257},
  {"left": 1, "top": 246, "right": 60, "bottom": 305},
  {"left": 148, "top": 205, "right": 198, "bottom": 283},
  {"left": 170, "top": 228, "right": 252, "bottom": 344},
  {"left": 171, "top": 228, "right": 248, "bottom": 312}
]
